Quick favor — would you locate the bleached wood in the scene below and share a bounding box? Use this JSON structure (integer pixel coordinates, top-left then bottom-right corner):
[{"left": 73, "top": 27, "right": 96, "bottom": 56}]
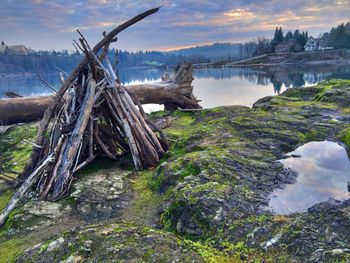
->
[{"left": 0, "top": 153, "right": 53, "bottom": 227}]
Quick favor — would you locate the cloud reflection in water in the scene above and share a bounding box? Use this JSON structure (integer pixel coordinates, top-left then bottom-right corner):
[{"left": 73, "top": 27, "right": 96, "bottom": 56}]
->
[{"left": 268, "top": 141, "right": 350, "bottom": 214}]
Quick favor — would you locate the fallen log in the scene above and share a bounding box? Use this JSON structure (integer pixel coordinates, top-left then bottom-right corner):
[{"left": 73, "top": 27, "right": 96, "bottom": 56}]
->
[
  {"left": 0, "top": 64, "right": 200, "bottom": 125},
  {"left": 0, "top": 96, "right": 54, "bottom": 125},
  {"left": 6, "top": 91, "right": 22, "bottom": 98}
]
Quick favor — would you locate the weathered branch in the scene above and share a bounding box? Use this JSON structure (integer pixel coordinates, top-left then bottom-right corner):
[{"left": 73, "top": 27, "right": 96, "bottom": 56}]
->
[{"left": 0, "top": 153, "right": 54, "bottom": 227}]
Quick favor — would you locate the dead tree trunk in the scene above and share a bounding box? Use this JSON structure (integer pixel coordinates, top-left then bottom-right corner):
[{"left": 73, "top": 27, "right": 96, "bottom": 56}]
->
[{"left": 0, "top": 63, "right": 200, "bottom": 125}]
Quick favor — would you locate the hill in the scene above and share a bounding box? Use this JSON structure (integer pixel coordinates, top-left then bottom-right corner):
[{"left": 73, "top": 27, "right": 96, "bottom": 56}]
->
[{"left": 167, "top": 42, "right": 257, "bottom": 61}]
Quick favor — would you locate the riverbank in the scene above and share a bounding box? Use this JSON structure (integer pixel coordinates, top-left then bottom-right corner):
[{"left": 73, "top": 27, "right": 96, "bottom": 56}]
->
[
  {"left": 1, "top": 79, "right": 350, "bottom": 262},
  {"left": 194, "top": 49, "right": 350, "bottom": 68}
]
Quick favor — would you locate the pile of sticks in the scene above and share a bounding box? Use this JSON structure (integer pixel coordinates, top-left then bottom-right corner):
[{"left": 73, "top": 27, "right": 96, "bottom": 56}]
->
[{"left": 0, "top": 7, "right": 170, "bottom": 226}]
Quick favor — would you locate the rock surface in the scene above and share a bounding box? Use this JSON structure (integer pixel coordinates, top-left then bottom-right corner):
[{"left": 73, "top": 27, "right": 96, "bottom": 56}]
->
[
  {"left": 17, "top": 223, "right": 205, "bottom": 263},
  {"left": 1, "top": 79, "right": 350, "bottom": 262}
]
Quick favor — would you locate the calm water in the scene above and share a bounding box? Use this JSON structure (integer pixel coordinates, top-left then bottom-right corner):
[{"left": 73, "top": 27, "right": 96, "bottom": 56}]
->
[
  {"left": 1, "top": 64, "right": 350, "bottom": 112},
  {"left": 269, "top": 141, "right": 350, "bottom": 214}
]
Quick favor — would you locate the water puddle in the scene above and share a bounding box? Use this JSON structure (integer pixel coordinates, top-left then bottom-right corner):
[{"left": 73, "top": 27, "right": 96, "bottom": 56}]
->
[{"left": 268, "top": 141, "right": 350, "bottom": 214}]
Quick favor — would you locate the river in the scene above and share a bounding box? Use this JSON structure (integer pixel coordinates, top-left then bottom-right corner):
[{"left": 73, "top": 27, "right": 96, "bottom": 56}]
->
[{"left": 1, "top": 64, "right": 350, "bottom": 113}]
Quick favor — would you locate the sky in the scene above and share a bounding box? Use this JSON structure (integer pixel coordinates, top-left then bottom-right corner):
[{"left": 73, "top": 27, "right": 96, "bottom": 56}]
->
[{"left": 0, "top": 0, "right": 349, "bottom": 52}]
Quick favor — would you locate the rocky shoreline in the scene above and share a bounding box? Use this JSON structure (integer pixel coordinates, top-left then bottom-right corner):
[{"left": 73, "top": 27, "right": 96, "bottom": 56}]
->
[
  {"left": 194, "top": 49, "right": 350, "bottom": 68},
  {"left": 0, "top": 79, "right": 350, "bottom": 262}
]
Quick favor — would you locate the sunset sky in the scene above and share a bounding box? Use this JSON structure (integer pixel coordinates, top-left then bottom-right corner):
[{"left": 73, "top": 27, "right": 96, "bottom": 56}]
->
[{"left": 1, "top": 0, "right": 349, "bottom": 51}]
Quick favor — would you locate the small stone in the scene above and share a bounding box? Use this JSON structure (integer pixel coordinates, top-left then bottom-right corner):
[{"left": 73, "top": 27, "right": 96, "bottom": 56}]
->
[
  {"left": 310, "top": 248, "right": 324, "bottom": 262},
  {"left": 59, "top": 254, "right": 83, "bottom": 263},
  {"left": 329, "top": 248, "right": 350, "bottom": 256},
  {"left": 247, "top": 226, "right": 268, "bottom": 240},
  {"left": 47, "top": 237, "right": 65, "bottom": 252},
  {"left": 213, "top": 207, "right": 223, "bottom": 221},
  {"left": 78, "top": 204, "right": 92, "bottom": 214},
  {"left": 262, "top": 232, "right": 282, "bottom": 250}
]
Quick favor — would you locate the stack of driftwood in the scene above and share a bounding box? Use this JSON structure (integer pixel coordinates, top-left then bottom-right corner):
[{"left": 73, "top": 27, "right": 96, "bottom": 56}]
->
[{"left": 0, "top": 7, "right": 201, "bottom": 226}]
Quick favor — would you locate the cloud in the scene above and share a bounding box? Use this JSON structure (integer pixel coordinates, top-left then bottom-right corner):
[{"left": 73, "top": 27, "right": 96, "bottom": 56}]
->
[{"left": 0, "top": 0, "right": 349, "bottom": 51}]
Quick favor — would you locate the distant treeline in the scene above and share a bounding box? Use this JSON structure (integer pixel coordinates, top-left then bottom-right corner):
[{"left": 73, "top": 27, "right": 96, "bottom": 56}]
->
[
  {"left": 0, "top": 53, "right": 82, "bottom": 74},
  {"left": 107, "top": 42, "right": 258, "bottom": 68},
  {"left": 108, "top": 49, "right": 210, "bottom": 68},
  {"left": 166, "top": 42, "right": 258, "bottom": 62},
  {"left": 0, "top": 49, "right": 211, "bottom": 74}
]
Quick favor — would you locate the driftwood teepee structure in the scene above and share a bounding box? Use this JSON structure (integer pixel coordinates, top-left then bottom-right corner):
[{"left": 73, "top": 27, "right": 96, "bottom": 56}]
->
[{"left": 0, "top": 7, "right": 196, "bottom": 227}]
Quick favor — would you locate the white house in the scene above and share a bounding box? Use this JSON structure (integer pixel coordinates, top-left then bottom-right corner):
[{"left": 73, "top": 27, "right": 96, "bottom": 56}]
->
[
  {"left": 304, "top": 38, "right": 319, "bottom": 51},
  {"left": 0, "top": 42, "right": 29, "bottom": 55},
  {"left": 0, "top": 42, "right": 6, "bottom": 53},
  {"left": 304, "top": 37, "right": 331, "bottom": 51}
]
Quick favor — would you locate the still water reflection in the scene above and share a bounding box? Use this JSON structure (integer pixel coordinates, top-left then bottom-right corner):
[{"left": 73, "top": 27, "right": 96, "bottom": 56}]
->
[
  {"left": 1, "top": 65, "right": 350, "bottom": 110},
  {"left": 268, "top": 141, "right": 350, "bottom": 214}
]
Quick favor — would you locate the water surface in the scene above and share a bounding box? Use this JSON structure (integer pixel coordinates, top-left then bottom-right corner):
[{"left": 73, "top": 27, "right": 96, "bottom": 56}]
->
[
  {"left": 268, "top": 141, "right": 350, "bottom": 214},
  {"left": 1, "top": 64, "right": 350, "bottom": 111}
]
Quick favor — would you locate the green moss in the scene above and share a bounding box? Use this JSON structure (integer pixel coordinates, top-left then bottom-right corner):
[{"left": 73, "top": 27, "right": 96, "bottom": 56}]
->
[
  {"left": 122, "top": 170, "right": 169, "bottom": 226},
  {"left": 0, "top": 189, "right": 13, "bottom": 213},
  {"left": 0, "top": 237, "right": 30, "bottom": 263},
  {"left": 40, "top": 239, "right": 52, "bottom": 252},
  {"left": 180, "top": 237, "right": 279, "bottom": 263},
  {"left": 148, "top": 159, "right": 200, "bottom": 193},
  {"left": 314, "top": 79, "right": 350, "bottom": 101},
  {"left": 228, "top": 214, "right": 274, "bottom": 233},
  {"left": 314, "top": 85, "right": 333, "bottom": 102},
  {"left": 179, "top": 162, "right": 200, "bottom": 179},
  {"left": 59, "top": 195, "right": 76, "bottom": 206},
  {"left": 141, "top": 248, "right": 156, "bottom": 261},
  {"left": 147, "top": 110, "right": 168, "bottom": 120},
  {"left": 148, "top": 169, "right": 164, "bottom": 192},
  {"left": 0, "top": 208, "right": 22, "bottom": 237},
  {"left": 181, "top": 239, "right": 237, "bottom": 263},
  {"left": 304, "top": 128, "right": 319, "bottom": 141},
  {"left": 199, "top": 107, "right": 224, "bottom": 117},
  {"left": 0, "top": 124, "right": 37, "bottom": 178},
  {"left": 173, "top": 113, "right": 196, "bottom": 126},
  {"left": 161, "top": 199, "right": 181, "bottom": 231},
  {"left": 340, "top": 128, "right": 350, "bottom": 148}
]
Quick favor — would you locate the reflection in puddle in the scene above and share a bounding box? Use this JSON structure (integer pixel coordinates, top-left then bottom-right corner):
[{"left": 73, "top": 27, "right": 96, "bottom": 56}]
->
[{"left": 268, "top": 141, "right": 350, "bottom": 214}]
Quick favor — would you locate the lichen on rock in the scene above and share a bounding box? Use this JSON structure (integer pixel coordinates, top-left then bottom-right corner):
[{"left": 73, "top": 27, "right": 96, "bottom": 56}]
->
[{"left": 1, "top": 79, "right": 350, "bottom": 262}]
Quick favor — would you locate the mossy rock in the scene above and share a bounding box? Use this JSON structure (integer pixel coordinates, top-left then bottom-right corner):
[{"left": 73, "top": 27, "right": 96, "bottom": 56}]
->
[
  {"left": 17, "top": 223, "right": 206, "bottom": 263},
  {"left": 2, "top": 79, "right": 350, "bottom": 263}
]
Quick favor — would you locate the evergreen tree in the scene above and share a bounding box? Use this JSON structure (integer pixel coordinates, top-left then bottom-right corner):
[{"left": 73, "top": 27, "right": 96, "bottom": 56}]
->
[
  {"left": 329, "top": 22, "right": 350, "bottom": 48},
  {"left": 293, "top": 29, "right": 300, "bottom": 38},
  {"left": 296, "top": 33, "right": 308, "bottom": 50},
  {"left": 285, "top": 31, "right": 293, "bottom": 40},
  {"left": 270, "top": 27, "right": 284, "bottom": 53},
  {"left": 275, "top": 27, "right": 284, "bottom": 43}
]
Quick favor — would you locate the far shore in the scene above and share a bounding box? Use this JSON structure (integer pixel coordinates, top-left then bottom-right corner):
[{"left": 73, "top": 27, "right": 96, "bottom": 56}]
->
[
  {"left": 194, "top": 49, "right": 350, "bottom": 68},
  {"left": 0, "top": 72, "right": 36, "bottom": 78}
]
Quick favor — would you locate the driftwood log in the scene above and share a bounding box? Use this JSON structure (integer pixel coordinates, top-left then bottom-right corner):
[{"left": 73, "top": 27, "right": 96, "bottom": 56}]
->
[
  {"left": 0, "top": 7, "right": 201, "bottom": 227},
  {"left": 0, "top": 63, "right": 200, "bottom": 125}
]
